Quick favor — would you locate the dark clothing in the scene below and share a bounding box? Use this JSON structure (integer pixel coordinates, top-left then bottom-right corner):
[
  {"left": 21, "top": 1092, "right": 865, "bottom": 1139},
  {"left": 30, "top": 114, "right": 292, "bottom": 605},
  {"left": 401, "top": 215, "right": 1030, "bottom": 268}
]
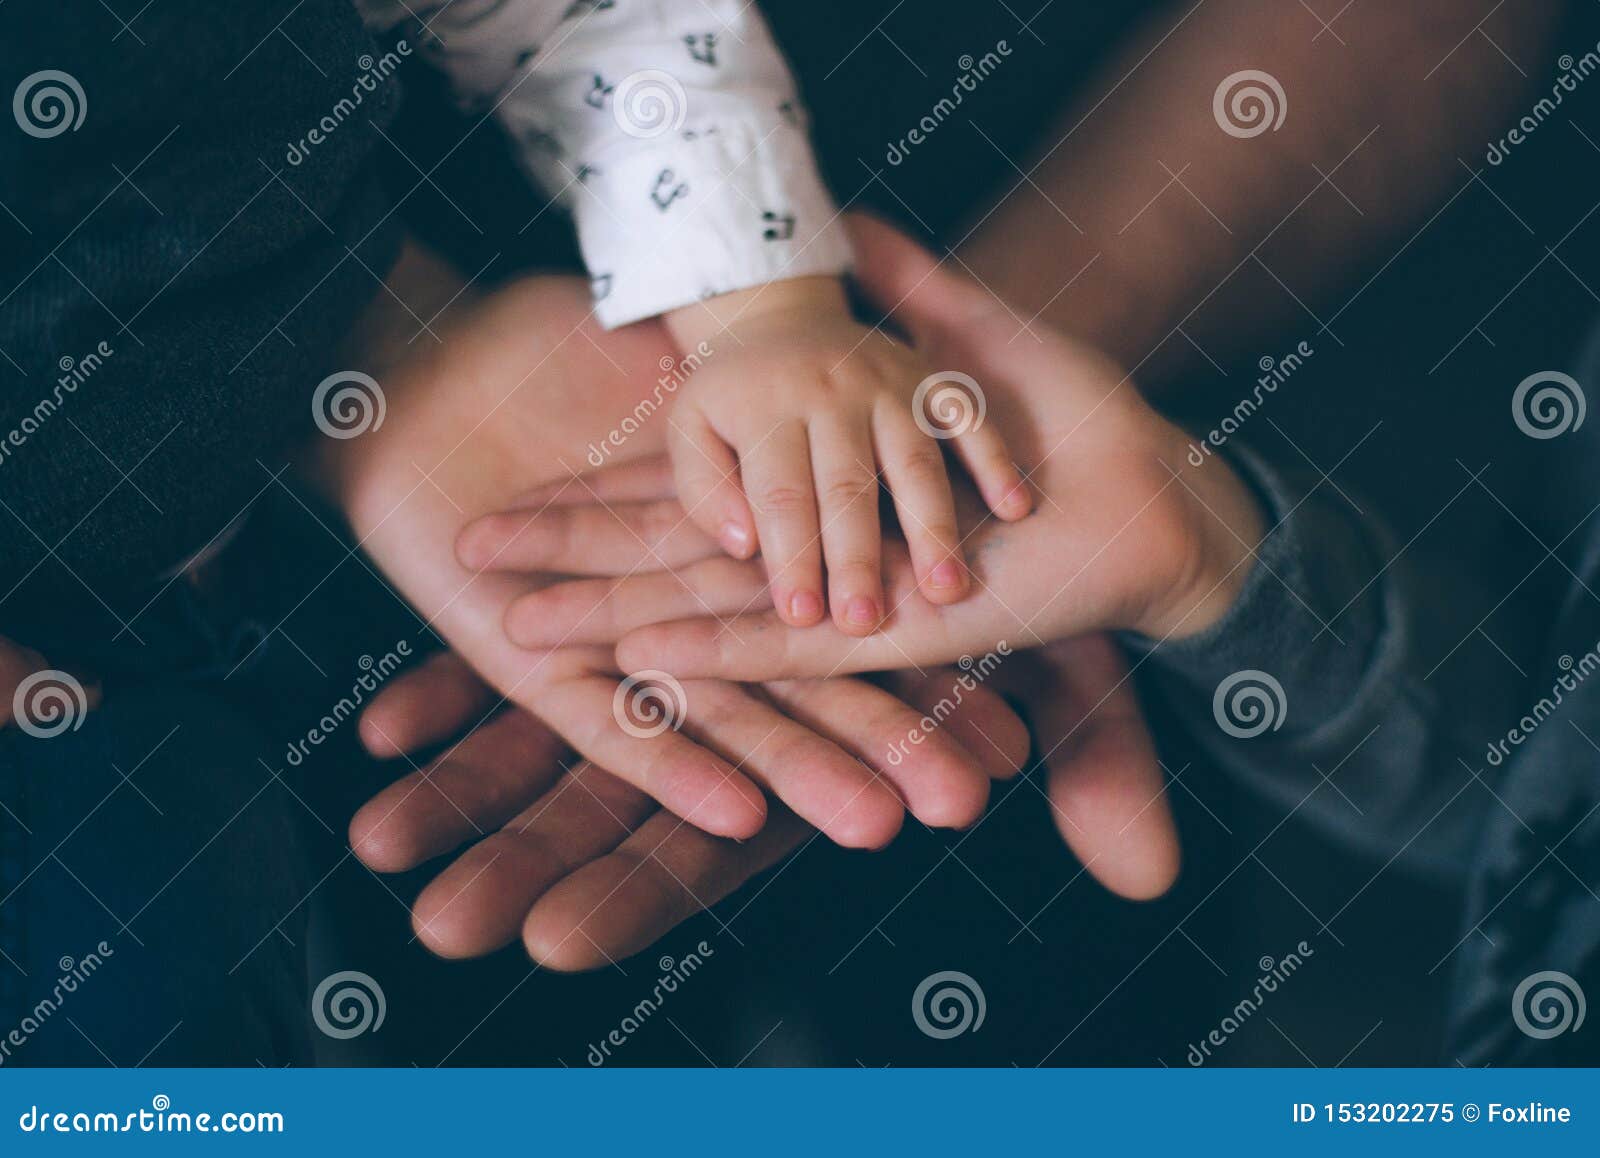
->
[{"left": 0, "top": 1, "right": 401, "bottom": 634}]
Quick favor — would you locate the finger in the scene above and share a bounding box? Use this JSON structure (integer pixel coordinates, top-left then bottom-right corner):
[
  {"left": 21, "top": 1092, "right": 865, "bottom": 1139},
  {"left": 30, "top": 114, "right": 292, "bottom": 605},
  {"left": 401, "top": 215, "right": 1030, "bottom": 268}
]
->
[
  {"left": 504, "top": 557, "right": 769, "bottom": 648},
  {"left": 809, "top": 412, "right": 884, "bottom": 634},
  {"left": 846, "top": 212, "right": 995, "bottom": 342},
  {"left": 0, "top": 644, "right": 102, "bottom": 730},
  {"left": 668, "top": 404, "right": 756, "bottom": 559},
  {"left": 523, "top": 803, "right": 811, "bottom": 970},
  {"left": 359, "top": 650, "right": 502, "bottom": 758},
  {"left": 679, "top": 680, "right": 903, "bottom": 849},
  {"left": 874, "top": 407, "right": 968, "bottom": 604},
  {"left": 764, "top": 677, "right": 990, "bottom": 830},
  {"left": 741, "top": 421, "right": 825, "bottom": 626},
  {"left": 507, "top": 457, "right": 675, "bottom": 509},
  {"left": 950, "top": 422, "right": 1031, "bottom": 521},
  {"left": 1028, "top": 635, "right": 1179, "bottom": 900},
  {"left": 410, "top": 762, "right": 654, "bottom": 959},
  {"left": 537, "top": 670, "right": 768, "bottom": 840},
  {"left": 457, "top": 500, "right": 720, "bottom": 576},
  {"left": 349, "top": 706, "right": 569, "bottom": 873},
  {"left": 887, "top": 666, "right": 1030, "bottom": 782}
]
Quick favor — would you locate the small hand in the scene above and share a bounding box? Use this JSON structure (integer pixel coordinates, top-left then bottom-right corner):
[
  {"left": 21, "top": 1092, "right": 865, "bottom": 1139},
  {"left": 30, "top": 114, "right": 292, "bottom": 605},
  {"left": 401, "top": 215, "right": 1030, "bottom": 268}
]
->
[{"left": 662, "top": 276, "right": 1031, "bottom": 637}]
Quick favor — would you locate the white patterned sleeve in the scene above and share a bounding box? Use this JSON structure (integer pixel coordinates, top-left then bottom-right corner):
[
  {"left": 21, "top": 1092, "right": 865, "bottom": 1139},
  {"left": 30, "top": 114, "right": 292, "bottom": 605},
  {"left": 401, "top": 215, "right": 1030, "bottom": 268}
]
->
[{"left": 355, "top": 0, "right": 853, "bottom": 328}]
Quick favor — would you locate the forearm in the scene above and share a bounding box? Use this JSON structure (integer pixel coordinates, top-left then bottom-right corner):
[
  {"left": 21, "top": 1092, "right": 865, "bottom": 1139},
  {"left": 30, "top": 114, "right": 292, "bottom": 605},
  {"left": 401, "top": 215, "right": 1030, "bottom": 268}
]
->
[{"left": 959, "top": 0, "right": 1564, "bottom": 383}]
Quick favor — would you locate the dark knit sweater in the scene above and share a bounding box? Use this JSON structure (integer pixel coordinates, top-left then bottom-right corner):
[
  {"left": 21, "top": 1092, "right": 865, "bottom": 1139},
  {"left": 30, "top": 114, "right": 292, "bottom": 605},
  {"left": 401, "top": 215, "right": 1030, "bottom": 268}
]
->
[{"left": 0, "top": 0, "right": 401, "bottom": 639}]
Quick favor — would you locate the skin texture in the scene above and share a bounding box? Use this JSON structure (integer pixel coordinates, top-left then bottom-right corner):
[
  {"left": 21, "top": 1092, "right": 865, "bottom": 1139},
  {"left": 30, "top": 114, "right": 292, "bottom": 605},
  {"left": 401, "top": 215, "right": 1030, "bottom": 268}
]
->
[
  {"left": 663, "top": 275, "right": 1031, "bottom": 636},
  {"left": 468, "top": 216, "right": 1268, "bottom": 684}
]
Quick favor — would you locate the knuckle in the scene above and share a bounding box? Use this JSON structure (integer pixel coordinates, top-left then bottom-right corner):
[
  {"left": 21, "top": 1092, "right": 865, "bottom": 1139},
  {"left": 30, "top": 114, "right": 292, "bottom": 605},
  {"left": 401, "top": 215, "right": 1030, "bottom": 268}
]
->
[
  {"left": 752, "top": 484, "right": 812, "bottom": 515},
  {"left": 895, "top": 445, "right": 950, "bottom": 487},
  {"left": 820, "top": 473, "right": 880, "bottom": 512}
]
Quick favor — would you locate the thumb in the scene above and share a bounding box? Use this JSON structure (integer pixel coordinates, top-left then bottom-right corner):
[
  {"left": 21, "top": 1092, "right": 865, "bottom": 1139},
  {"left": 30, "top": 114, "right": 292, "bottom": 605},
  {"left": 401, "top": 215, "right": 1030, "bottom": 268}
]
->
[
  {"left": 846, "top": 212, "right": 998, "bottom": 342},
  {"left": 1020, "top": 635, "right": 1180, "bottom": 900}
]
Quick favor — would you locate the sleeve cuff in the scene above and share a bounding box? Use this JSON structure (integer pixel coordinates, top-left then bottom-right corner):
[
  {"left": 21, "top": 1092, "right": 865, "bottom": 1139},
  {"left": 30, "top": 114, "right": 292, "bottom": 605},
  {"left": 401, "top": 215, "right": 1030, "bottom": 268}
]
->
[{"left": 1120, "top": 442, "right": 1394, "bottom": 737}]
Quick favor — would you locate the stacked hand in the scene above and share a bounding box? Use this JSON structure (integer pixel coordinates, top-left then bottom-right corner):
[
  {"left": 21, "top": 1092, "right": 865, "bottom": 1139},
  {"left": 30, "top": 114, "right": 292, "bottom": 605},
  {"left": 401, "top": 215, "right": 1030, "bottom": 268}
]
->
[{"left": 310, "top": 214, "right": 1265, "bottom": 965}]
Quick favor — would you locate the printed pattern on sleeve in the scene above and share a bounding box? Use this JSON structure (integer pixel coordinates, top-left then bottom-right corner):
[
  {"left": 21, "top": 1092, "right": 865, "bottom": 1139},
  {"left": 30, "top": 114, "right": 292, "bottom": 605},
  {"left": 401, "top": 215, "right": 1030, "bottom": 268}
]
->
[{"left": 355, "top": 0, "right": 853, "bottom": 327}]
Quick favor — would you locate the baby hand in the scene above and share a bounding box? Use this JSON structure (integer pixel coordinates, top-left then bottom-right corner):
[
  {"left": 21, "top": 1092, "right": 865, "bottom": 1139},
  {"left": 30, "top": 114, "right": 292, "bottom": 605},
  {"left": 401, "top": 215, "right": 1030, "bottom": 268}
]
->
[{"left": 663, "top": 276, "right": 1031, "bottom": 635}]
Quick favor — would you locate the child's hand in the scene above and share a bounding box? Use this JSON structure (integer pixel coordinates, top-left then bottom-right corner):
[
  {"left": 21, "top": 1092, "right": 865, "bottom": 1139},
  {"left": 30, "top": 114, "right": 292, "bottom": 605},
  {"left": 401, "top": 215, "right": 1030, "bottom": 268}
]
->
[{"left": 662, "top": 277, "right": 1031, "bottom": 636}]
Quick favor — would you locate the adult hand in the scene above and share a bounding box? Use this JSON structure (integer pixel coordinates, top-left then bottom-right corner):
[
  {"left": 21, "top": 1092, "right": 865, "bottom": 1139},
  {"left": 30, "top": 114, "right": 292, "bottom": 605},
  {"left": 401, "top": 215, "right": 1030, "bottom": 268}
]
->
[
  {"left": 466, "top": 215, "right": 1267, "bottom": 683},
  {"left": 348, "top": 649, "right": 1028, "bottom": 965},
  {"left": 315, "top": 251, "right": 1022, "bottom": 852},
  {"left": 349, "top": 629, "right": 1172, "bottom": 969}
]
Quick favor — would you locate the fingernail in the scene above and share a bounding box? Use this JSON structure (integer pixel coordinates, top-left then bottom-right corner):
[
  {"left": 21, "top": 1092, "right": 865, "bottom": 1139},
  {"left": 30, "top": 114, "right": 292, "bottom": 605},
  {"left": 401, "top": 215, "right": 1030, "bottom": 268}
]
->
[
  {"left": 929, "top": 561, "right": 964, "bottom": 590},
  {"left": 720, "top": 521, "right": 752, "bottom": 557},
  {"left": 789, "top": 590, "right": 823, "bottom": 623},
  {"left": 846, "top": 596, "right": 878, "bottom": 626}
]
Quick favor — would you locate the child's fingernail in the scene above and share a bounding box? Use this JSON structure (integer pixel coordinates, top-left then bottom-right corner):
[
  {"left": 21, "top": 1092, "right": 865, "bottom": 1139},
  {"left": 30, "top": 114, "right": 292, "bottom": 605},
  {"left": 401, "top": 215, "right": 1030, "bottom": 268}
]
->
[
  {"left": 720, "top": 521, "right": 752, "bottom": 556},
  {"left": 846, "top": 596, "right": 878, "bottom": 626},
  {"left": 789, "top": 590, "right": 823, "bottom": 623},
  {"left": 929, "top": 561, "right": 964, "bottom": 590}
]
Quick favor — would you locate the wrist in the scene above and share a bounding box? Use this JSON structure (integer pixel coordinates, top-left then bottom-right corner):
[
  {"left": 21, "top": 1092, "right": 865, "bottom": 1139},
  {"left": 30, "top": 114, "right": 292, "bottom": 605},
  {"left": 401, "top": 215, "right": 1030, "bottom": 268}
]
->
[
  {"left": 663, "top": 276, "right": 850, "bottom": 352},
  {"left": 1136, "top": 440, "right": 1269, "bottom": 641},
  {"left": 297, "top": 238, "right": 467, "bottom": 514}
]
